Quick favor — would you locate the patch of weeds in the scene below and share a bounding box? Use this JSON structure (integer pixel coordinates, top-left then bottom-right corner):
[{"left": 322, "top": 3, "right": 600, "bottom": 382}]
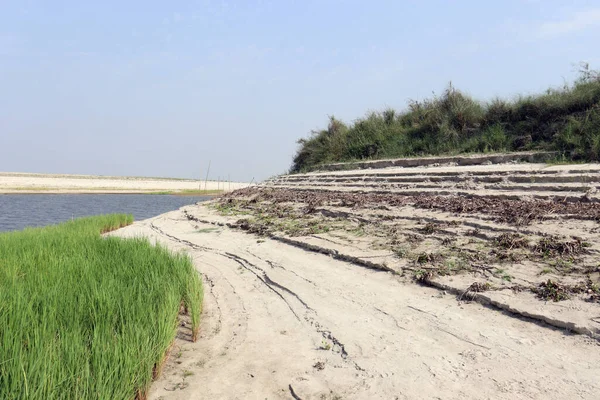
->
[
  {"left": 415, "top": 252, "right": 442, "bottom": 265},
  {"left": 277, "top": 218, "right": 334, "bottom": 236},
  {"left": 444, "top": 258, "right": 469, "bottom": 273},
  {"left": 457, "top": 249, "right": 489, "bottom": 263},
  {"left": 533, "top": 236, "right": 587, "bottom": 258},
  {"left": 493, "top": 268, "right": 513, "bottom": 282},
  {"left": 473, "top": 282, "right": 491, "bottom": 292},
  {"left": 182, "top": 370, "right": 194, "bottom": 378},
  {"left": 494, "top": 233, "right": 529, "bottom": 250},
  {"left": 236, "top": 218, "right": 271, "bottom": 236},
  {"left": 280, "top": 219, "right": 303, "bottom": 236},
  {"left": 539, "top": 268, "right": 553, "bottom": 275},
  {"left": 539, "top": 279, "right": 600, "bottom": 302},
  {"left": 413, "top": 268, "right": 434, "bottom": 282},
  {"left": 572, "top": 278, "right": 600, "bottom": 303},
  {"left": 533, "top": 279, "right": 571, "bottom": 301},
  {"left": 213, "top": 200, "right": 247, "bottom": 216},
  {"left": 347, "top": 223, "right": 367, "bottom": 237},
  {"left": 467, "top": 282, "right": 491, "bottom": 293},
  {"left": 393, "top": 246, "right": 410, "bottom": 258},
  {"left": 307, "top": 220, "right": 331, "bottom": 235},
  {"left": 318, "top": 340, "right": 332, "bottom": 351}
]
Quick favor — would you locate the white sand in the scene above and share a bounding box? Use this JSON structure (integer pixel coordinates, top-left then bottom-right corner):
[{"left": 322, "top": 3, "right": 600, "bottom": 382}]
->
[{"left": 0, "top": 172, "right": 250, "bottom": 194}]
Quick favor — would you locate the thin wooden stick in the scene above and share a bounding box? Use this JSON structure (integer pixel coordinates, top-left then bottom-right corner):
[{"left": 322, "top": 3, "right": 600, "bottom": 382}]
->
[{"left": 204, "top": 161, "right": 211, "bottom": 191}]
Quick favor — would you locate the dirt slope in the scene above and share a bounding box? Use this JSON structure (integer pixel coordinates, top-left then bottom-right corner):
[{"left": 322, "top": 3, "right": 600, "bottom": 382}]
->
[{"left": 114, "top": 207, "right": 600, "bottom": 400}]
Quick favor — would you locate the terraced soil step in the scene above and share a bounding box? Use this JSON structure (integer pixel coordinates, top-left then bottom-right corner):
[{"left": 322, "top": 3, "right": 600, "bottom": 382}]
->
[
  {"left": 295, "top": 162, "right": 600, "bottom": 177},
  {"left": 274, "top": 174, "right": 600, "bottom": 184},
  {"left": 317, "top": 151, "right": 558, "bottom": 171},
  {"left": 261, "top": 185, "right": 600, "bottom": 202},
  {"left": 267, "top": 181, "right": 599, "bottom": 193}
]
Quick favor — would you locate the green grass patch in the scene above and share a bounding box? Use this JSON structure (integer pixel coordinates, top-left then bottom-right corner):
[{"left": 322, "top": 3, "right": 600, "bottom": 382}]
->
[{"left": 0, "top": 215, "right": 203, "bottom": 399}]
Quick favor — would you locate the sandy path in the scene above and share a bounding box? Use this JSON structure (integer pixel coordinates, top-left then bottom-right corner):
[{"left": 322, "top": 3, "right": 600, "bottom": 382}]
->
[
  {"left": 114, "top": 206, "right": 600, "bottom": 400},
  {"left": 0, "top": 172, "right": 249, "bottom": 193}
]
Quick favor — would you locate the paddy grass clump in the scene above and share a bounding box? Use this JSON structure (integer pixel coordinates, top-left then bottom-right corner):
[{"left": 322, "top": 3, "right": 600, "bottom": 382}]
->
[{"left": 0, "top": 214, "right": 203, "bottom": 399}]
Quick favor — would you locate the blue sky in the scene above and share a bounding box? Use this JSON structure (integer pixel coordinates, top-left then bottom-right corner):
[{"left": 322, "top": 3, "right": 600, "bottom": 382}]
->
[{"left": 1, "top": 0, "right": 599, "bottom": 181}]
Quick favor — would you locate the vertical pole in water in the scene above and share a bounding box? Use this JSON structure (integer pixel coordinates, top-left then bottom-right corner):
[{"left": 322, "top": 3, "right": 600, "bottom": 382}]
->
[{"left": 204, "top": 160, "right": 211, "bottom": 192}]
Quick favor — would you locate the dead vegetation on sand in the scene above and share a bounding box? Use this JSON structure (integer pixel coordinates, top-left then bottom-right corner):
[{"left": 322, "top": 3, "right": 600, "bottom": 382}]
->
[
  {"left": 213, "top": 187, "right": 600, "bottom": 304},
  {"left": 223, "top": 187, "right": 600, "bottom": 225}
]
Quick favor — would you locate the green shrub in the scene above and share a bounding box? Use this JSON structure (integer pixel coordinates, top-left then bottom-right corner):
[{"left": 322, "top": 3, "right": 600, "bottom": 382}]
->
[{"left": 291, "top": 66, "right": 600, "bottom": 172}]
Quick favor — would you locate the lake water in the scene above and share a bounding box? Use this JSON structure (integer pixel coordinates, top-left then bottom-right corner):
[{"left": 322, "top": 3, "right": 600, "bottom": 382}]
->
[{"left": 0, "top": 194, "right": 211, "bottom": 232}]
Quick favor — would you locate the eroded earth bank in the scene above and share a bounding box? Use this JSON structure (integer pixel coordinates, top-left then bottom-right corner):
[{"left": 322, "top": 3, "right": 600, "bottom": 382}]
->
[{"left": 114, "top": 157, "right": 600, "bottom": 399}]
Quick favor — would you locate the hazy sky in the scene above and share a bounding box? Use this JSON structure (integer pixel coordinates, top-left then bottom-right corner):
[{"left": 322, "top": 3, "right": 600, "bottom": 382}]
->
[{"left": 1, "top": 1, "right": 599, "bottom": 181}]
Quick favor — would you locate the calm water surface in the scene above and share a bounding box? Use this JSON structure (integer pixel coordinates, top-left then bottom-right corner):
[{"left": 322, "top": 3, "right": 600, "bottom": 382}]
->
[{"left": 0, "top": 194, "right": 210, "bottom": 232}]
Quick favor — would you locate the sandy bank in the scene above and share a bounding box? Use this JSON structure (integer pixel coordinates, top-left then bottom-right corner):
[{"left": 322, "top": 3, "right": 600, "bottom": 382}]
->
[
  {"left": 0, "top": 172, "right": 251, "bottom": 194},
  {"left": 112, "top": 203, "right": 600, "bottom": 399},
  {"left": 107, "top": 156, "right": 600, "bottom": 398}
]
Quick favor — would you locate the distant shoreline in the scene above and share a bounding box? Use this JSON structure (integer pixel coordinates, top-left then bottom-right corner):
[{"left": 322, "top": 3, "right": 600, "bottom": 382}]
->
[
  {"left": 0, "top": 172, "right": 250, "bottom": 194},
  {"left": 0, "top": 190, "right": 223, "bottom": 195},
  {"left": 0, "top": 171, "right": 204, "bottom": 181}
]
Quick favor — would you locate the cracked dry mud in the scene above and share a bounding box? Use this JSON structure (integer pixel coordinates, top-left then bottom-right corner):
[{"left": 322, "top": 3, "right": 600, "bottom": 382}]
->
[{"left": 113, "top": 204, "right": 600, "bottom": 400}]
